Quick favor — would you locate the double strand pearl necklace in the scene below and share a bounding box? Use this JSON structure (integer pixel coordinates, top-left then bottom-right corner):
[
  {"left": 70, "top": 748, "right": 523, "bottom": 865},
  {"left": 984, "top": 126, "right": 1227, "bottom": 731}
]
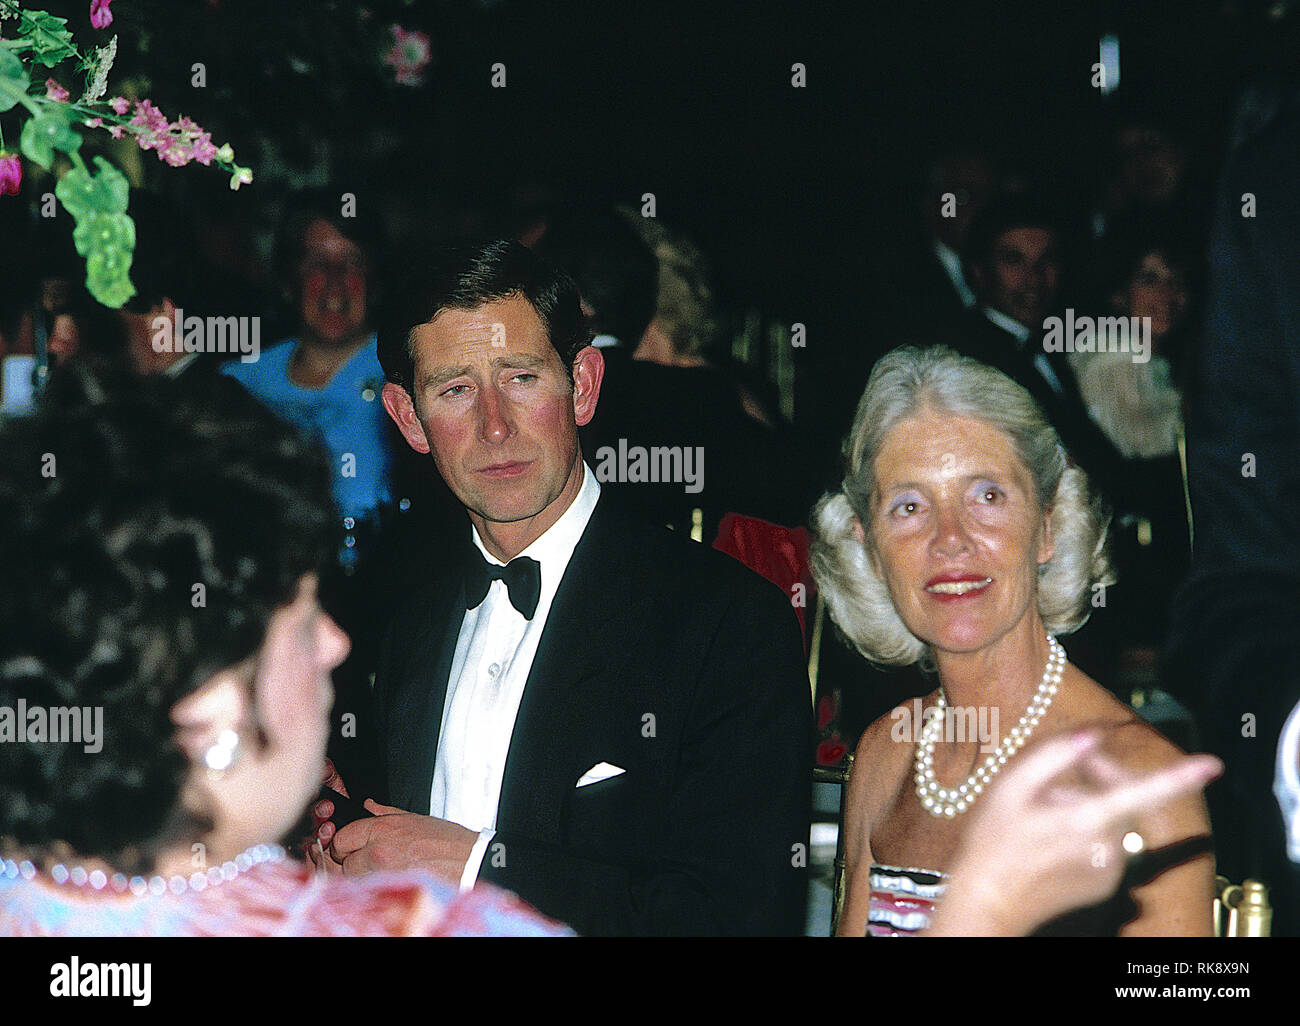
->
[
  {"left": 915, "top": 635, "right": 1066, "bottom": 818},
  {"left": 1, "top": 843, "right": 285, "bottom": 897}
]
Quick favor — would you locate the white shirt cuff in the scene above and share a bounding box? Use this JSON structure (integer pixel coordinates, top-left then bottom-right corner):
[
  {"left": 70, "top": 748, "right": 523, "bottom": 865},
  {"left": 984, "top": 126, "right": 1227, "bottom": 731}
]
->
[{"left": 460, "top": 828, "right": 497, "bottom": 892}]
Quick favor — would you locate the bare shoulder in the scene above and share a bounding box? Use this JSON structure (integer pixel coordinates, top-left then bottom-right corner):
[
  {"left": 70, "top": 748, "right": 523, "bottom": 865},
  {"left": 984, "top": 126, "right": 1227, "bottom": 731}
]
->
[
  {"left": 1073, "top": 676, "right": 1212, "bottom": 846},
  {"left": 846, "top": 696, "right": 930, "bottom": 836}
]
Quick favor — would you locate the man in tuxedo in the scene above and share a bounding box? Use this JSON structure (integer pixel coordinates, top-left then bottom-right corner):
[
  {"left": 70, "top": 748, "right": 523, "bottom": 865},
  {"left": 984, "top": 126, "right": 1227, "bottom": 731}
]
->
[
  {"left": 956, "top": 196, "right": 1130, "bottom": 506},
  {"left": 313, "top": 240, "right": 812, "bottom": 935},
  {"left": 885, "top": 147, "right": 998, "bottom": 346}
]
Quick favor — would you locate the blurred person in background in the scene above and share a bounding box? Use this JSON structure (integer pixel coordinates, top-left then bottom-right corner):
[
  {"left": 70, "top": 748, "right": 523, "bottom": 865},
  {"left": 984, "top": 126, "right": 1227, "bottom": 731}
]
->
[
  {"left": 884, "top": 146, "right": 1000, "bottom": 347},
  {"left": 222, "top": 187, "right": 394, "bottom": 551},
  {"left": 586, "top": 220, "right": 811, "bottom": 537},
  {"left": 1166, "top": 45, "right": 1300, "bottom": 935},
  {"left": 1071, "top": 218, "right": 1201, "bottom": 669},
  {"left": 115, "top": 196, "right": 214, "bottom": 382}
]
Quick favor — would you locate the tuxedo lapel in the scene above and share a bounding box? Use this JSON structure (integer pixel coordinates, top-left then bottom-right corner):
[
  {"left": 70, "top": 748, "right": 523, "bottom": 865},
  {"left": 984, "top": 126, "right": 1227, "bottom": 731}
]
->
[{"left": 495, "top": 500, "right": 622, "bottom": 843}]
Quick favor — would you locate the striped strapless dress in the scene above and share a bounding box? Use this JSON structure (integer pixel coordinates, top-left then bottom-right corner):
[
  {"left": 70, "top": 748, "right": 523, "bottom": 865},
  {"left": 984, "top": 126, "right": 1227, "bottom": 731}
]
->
[{"left": 866, "top": 864, "right": 947, "bottom": 936}]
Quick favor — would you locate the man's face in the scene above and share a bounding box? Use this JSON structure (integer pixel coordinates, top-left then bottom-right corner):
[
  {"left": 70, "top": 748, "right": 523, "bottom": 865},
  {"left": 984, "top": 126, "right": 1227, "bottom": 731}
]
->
[
  {"left": 382, "top": 294, "right": 602, "bottom": 547},
  {"left": 981, "top": 227, "right": 1061, "bottom": 328},
  {"left": 297, "top": 219, "right": 369, "bottom": 347}
]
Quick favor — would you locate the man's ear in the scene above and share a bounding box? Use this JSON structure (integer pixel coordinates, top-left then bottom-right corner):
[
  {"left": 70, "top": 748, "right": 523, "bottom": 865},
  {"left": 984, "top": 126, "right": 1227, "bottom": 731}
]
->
[
  {"left": 570, "top": 346, "right": 604, "bottom": 427},
  {"left": 381, "top": 382, "right": 431, "bottom": 455}
]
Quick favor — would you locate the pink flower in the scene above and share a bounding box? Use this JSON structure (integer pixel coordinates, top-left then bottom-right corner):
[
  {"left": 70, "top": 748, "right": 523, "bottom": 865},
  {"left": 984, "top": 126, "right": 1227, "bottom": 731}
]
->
[
  {"left": 45, "top": 79, "right": 70, "bottom": 102},
  {"left": 0, "top": 153, "right": 21, "bottom": 197},
  {"left": 90, "top": 0, "right": 115, "bottom": 30},
  {"left": 110, "top": 96, "right": 130, "bottom": 115},
  {"left": 383, "top": 25, "right": 432, "bottom": 86}
]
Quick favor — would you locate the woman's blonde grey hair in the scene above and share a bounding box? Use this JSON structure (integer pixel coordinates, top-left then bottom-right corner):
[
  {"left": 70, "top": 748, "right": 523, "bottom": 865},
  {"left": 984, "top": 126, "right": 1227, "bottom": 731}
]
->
[{"left": 810, "top": 345, "right": 1114, "bottom": 667}]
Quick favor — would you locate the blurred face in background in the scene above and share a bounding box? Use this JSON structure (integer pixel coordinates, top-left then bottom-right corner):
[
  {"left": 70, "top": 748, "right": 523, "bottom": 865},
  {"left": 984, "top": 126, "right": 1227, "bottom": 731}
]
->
[
  {"left": 1119, "top": 251, "right": 1188, "bottom": 344},
  {"left": 1115, "top": 125, "right": 1186, "bottom": 208},
  {"left": 297, "top": 219, "right": 370, "bottom": 349},
  {"left": 45, "top": 313, "right": 80, "bottom": 365},
  {"left": 925, "top": 153, "right": 997, "bottom": 251},
  {"left": 981, "top": 227, "right": 1061, "bottom": 329}
]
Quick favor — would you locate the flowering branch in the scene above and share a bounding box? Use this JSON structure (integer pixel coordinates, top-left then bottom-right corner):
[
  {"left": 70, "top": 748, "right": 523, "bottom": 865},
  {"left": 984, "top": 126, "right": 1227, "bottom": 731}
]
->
[{"left": 0, "top": 2, "right": 253, "bottom": 307}]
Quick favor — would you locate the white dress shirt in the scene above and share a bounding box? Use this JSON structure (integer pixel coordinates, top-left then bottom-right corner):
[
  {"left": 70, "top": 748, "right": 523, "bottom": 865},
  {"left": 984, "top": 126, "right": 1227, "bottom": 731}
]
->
[
  {"left": 933, "top": 239, "right": 977, "bottom": 309},
  {"left": 430, "top": 463, "right": 601, "bottom": 889},
  {"left": 982, "top": 306, "right": 1065, "bottom": 396}
]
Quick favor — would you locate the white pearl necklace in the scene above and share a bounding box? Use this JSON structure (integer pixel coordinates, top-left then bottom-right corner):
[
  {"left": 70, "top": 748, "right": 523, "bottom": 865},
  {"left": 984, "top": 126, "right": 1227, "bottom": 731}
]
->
[
  {"left": 915, "top": 635, "right": 1065, "bottom": 818},
  {"left": 2, "top": 843, "right": 285, "bottom": 897}
]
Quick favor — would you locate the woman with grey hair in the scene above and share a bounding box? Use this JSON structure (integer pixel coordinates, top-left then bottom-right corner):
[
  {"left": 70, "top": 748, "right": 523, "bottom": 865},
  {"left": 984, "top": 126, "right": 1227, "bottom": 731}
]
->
[{"left": 813, "top": 345, "right": 1214, "bottom": 935}]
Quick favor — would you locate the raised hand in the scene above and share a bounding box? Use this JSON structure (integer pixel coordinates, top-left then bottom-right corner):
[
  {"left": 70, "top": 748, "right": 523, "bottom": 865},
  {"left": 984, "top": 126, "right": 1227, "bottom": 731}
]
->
[{"left": 927, "top": 730, "right": 1222, "bottom": 936}]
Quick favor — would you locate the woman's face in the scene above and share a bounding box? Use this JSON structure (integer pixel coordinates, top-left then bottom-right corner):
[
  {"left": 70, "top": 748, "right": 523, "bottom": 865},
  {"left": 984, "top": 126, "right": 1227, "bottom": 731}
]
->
[
  {"left": 866, "top": 411, "right": 1053, "bottom": 657},
  {"left": 1123, "top": 251, "right": 1188, "bottom": 342},
  {"left": 296, "top": 219, "right": 369, "bottom": 348},
  {"left": 207, "top": 575, "right": 349, "bottom": 852}
]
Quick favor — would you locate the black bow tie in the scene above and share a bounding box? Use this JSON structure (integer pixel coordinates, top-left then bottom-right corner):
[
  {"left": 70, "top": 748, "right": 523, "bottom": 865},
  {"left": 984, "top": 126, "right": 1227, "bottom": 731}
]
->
[{"left": 464, "top": 546, "right": 542, "bottom": 620}]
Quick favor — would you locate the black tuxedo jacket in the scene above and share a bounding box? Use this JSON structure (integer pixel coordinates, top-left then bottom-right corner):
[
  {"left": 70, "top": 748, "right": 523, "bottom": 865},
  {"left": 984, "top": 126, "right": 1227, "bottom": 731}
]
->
[
  {"left": 953, "top": 309, "right": 1133, "bottom": 509},
  {"left": 372, "top": 496, "right": 813, "bottom": 935}
]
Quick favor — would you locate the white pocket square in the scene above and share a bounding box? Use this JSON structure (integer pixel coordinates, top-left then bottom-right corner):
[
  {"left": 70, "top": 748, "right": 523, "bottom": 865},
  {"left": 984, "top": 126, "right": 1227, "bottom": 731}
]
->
[{"left": 576, "top": 762, "right": 626, "bottom": 788}]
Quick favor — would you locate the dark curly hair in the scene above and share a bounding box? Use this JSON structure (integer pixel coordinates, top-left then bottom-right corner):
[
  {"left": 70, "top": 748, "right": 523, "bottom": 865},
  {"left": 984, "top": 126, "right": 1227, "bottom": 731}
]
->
[{"left": 0, "top": 367, "right": 334, "bottom": 872}]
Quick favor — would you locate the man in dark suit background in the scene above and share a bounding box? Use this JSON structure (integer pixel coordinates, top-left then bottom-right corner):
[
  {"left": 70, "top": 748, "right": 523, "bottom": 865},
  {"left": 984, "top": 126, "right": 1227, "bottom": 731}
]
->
[
  {"left": 313, "top": 239, "right": 812, "bottom": 935},
  {"left": 1167, "top": 73, "right": 1300, "bottom": 935},
  {"left": 955, "top": 196, "right": 1131, "bottom": 507}
]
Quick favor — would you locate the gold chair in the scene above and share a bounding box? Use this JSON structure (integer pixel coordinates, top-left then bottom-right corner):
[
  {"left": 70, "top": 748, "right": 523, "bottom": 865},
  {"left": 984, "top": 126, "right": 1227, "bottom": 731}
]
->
[
  {"left": 807, "top": 591, "right": 855, "bottom": 934},
  {"left": 813, "top": 750, "right": 854, "bottom": 936},
  {"left": 1214, "top": 875, "right": 1272, "bottom": 936}
]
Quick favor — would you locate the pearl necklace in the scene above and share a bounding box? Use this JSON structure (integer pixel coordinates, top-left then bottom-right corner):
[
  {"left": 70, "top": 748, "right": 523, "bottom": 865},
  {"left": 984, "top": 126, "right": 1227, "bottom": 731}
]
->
[
  {"left": 1, "top": 843, "right": 285, "bottom": 897},
  {"left": 915, "top": 635, "right": 1065, "bottom": 818}
]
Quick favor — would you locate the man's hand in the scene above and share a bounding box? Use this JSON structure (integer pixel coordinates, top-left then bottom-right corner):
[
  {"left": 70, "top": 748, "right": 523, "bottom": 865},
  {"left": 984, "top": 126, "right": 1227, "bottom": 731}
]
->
[{"left": 329, "top": 800, "right": 479, "bottom": 884}]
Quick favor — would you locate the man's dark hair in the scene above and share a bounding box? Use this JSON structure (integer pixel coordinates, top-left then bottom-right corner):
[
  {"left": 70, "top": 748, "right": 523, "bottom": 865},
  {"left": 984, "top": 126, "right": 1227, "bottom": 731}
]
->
[
  {"left": 962, "top": 193, "right": 1066, "bottom": 278},
  {"left": 377, "top": 238, "right": 592, "bottom": 393},
  {"left": 534, "top": 208, "right": 658, "bottom": 347},
  {"left": 121, "top": 194, "right": 200, "bottom": 316},
  {"left": 0, "top": 369, "right": 334, "bottom": 872}
]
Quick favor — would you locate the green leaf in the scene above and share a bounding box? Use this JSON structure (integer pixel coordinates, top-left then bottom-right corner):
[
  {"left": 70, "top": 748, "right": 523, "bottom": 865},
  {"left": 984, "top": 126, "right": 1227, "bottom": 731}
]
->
[
  {"left": 56, "top": 157, "right": 129, "bottom": 216},
  {"left": 73, "top": 210, "right": 135, "bottom": 258},
  {"left": 0, "top": 46, "right": 28, "bottom": 112},
  {"left": 0, "top": 45, "right": 25, "bottom": 84},
  {"left": 85, "top": 238, "right": 137, "bottom": 309},
  {"left": 19, "top": 108, "right": 81, "bottom": 168},
  {"left": 85, "top": 269, "right": 136, "bottom": 309},
  {"left": 18, "top": 11, "right": 77, "bottom": 69}
]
